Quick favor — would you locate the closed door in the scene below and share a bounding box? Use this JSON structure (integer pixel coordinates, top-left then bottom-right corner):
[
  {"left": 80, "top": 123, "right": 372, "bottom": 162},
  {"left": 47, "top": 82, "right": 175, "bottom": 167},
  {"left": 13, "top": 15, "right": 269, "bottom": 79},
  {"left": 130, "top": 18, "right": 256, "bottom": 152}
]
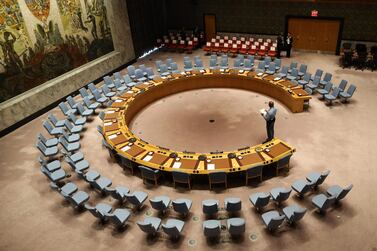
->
[
  {"left": 288, "top": 18, "right": 340, "bottom": 53},
  {"left": 204, "top": 14, "right": 216, "bottom": 41}
]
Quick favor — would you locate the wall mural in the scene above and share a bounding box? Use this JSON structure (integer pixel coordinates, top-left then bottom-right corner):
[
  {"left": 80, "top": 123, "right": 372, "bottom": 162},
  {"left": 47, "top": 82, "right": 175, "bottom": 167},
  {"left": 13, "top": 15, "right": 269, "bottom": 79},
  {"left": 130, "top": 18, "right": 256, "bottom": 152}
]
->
[{"left": 0, "top": 0, "right": 114, "bottom": 103}]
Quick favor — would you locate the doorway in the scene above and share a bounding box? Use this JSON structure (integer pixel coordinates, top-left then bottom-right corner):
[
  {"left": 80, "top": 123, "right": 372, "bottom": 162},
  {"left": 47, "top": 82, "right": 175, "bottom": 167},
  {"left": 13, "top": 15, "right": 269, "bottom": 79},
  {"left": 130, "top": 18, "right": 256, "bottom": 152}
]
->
[{"left": 204, "top": 14, "right": 216, "bottom": 42}]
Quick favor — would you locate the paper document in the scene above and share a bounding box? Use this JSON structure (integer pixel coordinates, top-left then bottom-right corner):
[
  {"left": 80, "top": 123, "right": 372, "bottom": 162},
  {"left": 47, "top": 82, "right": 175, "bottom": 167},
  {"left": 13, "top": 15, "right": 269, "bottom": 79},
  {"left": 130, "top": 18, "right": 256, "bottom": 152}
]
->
[
  {"left": 274, "top": 77, "right": 281, "bottom": 81},
  {"left": 115, "top": 99, "right": 123, "bottom": 103},
  {"left": 107, "top": 110, "right": 115, "bottom": 114},
  {"left": 207, "top": 163, "right": 215, "bottom": 170},
  {"left": 108, "top": 134, "right": 118, "bottom": 139},
  {"left": 121, "top": 145, "right": 131, "bottom": 152},
  {"left": 172, "top": 162, "right": 182, "bottom": 168},
  {"left": 257, "top": 73, "right": 263, "bottom": 76},
  {"left": 260, "top": 109, "right": 267, "bottom": 116},
  {"left": 143, "top": 155, "right": 153, "bottom": 162},
  {"left": 104, "top": 122, "right": 112, "bottom": 126}
]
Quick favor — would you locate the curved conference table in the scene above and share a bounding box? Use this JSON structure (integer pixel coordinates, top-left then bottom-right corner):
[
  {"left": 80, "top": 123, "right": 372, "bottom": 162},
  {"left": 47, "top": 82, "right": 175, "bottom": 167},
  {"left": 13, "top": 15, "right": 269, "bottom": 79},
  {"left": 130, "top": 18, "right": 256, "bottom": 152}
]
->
[{"left": 102, "top": 68, "right": 308, "bottom": 175}]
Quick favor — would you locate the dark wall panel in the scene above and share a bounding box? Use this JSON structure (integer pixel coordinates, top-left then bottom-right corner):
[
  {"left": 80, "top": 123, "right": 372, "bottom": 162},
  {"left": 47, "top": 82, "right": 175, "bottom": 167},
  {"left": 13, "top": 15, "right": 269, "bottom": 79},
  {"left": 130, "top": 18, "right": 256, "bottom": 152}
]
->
[
  {"left": 166, "top": 0, "right": 377, "bottom": 41},
  {"left": 127, "top": 0, "right": 167, "bottom": 57}
]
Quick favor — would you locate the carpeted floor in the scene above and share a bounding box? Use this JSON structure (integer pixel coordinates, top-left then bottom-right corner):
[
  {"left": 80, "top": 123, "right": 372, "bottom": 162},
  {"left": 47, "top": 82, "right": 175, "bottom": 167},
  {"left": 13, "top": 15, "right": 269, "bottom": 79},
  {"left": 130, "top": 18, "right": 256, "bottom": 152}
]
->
[{"left": 0, "top": 49, "right": 377, "bottom": 251}]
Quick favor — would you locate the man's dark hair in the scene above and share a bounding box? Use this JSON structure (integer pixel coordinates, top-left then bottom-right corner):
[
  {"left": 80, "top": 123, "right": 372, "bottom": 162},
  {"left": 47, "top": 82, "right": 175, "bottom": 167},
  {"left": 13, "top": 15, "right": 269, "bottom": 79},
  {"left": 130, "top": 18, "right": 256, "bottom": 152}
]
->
[{"left": 269, "top": 101, "right": 274, "bottom": 108}]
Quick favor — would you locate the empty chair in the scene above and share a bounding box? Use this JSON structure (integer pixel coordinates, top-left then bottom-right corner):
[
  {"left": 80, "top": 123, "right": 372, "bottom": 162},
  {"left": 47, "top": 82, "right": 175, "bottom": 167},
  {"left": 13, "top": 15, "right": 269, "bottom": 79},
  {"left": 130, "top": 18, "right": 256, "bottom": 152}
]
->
[
  {"left": 135, "top": 69, "right": 147, "bottom": 82},
  {"left": 162, "top": 219, "right": 185, "bottom": 239},
  {"left": 227, "top": 218, "right": 246, "bottom": 237},
  {"left": 37, "top": 140, "right": 58, "bottom": 157},
  {"left": 320, "top": 72, "right": 332, "bottom": 87},
  {"left": 66, "top": 96, "right": 79, "bottom": 109},
  {"left": 265, "top": 62, "right": 276, "bottom": 75},
  {"left": 104, "top": 75, "right": 115, "bottom": 89},
  {"left": 249, "top": 192, "right": 270, "bottom": 212},
  {"left": 155, "top": 60, "right": 163, "bottom": 72},
  {"left": 106, "top": 208, "right": 131, "bottom": 229},
  {"left": 62, "top": 130, "right": 80, "bottom": 143},
  {"left": 324, "top": 87, "right": 340, "bottom": 105},
  {"left": 270, "top": 187, "right": 291, "bottom": 205},
  {"left": 209, "top": 58, "right": 217, "bottom": 70},
  {"left": 247, "top": 55, "right": 255, "bottom": 66},
  {"left": 38, "top": 133, "right": 58, "bottom": 147},
  {"left": 172, "top": 171, "right": 191, "bottom": 189},
  {"left": 83, "top": 96, "right": 100, "bottom": 110},
  {"left": 68, "top": 113, "right": 86, "bottom": 126},
  {"left": 59, "top": 102, "right": 76, "bottom": 116},
  {"left": 124, "top": 74, "right": 137, "bottom": 87},
  {"left": 224, "top": 197, "right": 242, "bottom": 213},
  {"left": 125, "top": 191, "right": 148, "bottom": 210},
  {"left": 139, "top": 165, "right": 161, "bottom": 186},
  {"left": 194, "top": 59, "right": 205, "bottom": 70},
  {"left": 203, "top": 220, "right": 221, "bottom": 239},
  {"left": 64, "top": 120, "right": 82, "bottom": 134},
  {"left": 245, "top": 165, "right": 263, "bottom": 185},
  {"left": 64, "top": 190, "right": 90, "bottom": 210},
  {"left": 105, "top": 186, "right": 130, "bottom": 204},
  {"left": 288, "top": 62, "right": 297, "bottom": 73},
  {"left": 59, "top": 136, "right": 80, "bottom": 153},
  {"left": 264, "top": 56, "right": 271, "bottom": 67},
  {"left": 85, "top": 203, "right": 112, "bottom": 223},
  {"left": 40, "top": 165, "right": 66, "bottom": 182},
  {"left": 310, "top": 69, "right": 323, "bottom": 81},
  {"left": 291, "top": 179, "right": 315, "bottom": 198},
  {"left": 243, "top": 59, "right": 253, "bottom": 71},
  {"left": 208, "top": 171, "right": 227, "bottom": 189},
  {"left": 76, "top": 103, "right": 93, "bottom": 117},
  {"left": 276, "top": 154, "right": 292, "bottom": 176},
  {"left": 298, "top": 64, "right": 307, "bottom": 77},
  {"left": 306, "top": 170, "right": 330, "bottom": 189},
  {"left": 312, "top": 194, "right": 336, "bottom": 213},
  {"left": 76, "top": 169, "right": 100, "bottom": 183},
  {"left": 287, "top": 68, "right": 299, "bottom": 81},
  {"left": 276, "top": 66, "right": 288, "bottom": 78},
  {"left": 184, "top": 60, "right": 193, "bottom": 71},
  {"left": 326, "top": 184, "right": 353, "bottom": 202},
  {"left": 88, "top": 82, "right": 100, "bottom": 94},
  {"left": 146, "top": 67, "right": 156, "bottom": 80},
  {"left": 306, "top": 76, "right": 320, "bottom": 91},
  {"left": 139, "top": 64, "right": 147, "bottom": 75},
  {"left": 127, "top": 65, "right": 136, "bottom": 78},
  {"left": 40, "top": 160, "right": 61, "bottom": 172},
  {"left": 79, "top": 87, "right": 94, "bottom": 101},
  {"left": 114, "top": 78, "right": 127, "bottom": 92},
  {"left": 160, "top": 64, "right": 170, "bottom": 77},
  {"left": 93, "top": 90, "right": 108, "bottom": 105},
  {"left": 150, "top": 195, "right": 171, "bottom": 214},
  {"left": 337, "top": 79, "right": 348, "bottom": 92},
  {"left": 298, "top": 73, "right": 311, "bottom": 88},
  {"left": 236, "top": 54, "right": 244, "bottom": 65},
  {"left": 172, "top": 198, "right": 192, "bottom": 217},
  {"left": 113, "top": 71, "right": 124, "bottom": 83},
  {"left": 274, "top": 58, "right": 281, "bottom": 70},
  {"left": 219, "top": 56, "right": 228, "bottom": 69},
  {"left": 339, "top": 84, "right": 356, "bottom": 102},
  {"left": 282, "top": 204, "right": 307, "bottom": 225},
  {"left": 89, "top": 176, "right": 112, "bottom": 194},
  {"left": 256, "top": 61, "right": 266, "bottom": 74},
  {"left": 202, "top": 199, "right": 219, "bottom": 215},
  {"left": 137, "top": 216, "right": 162, "bottom": 236},
  {"left": 233, "top": 58, "right": 241, "bottom": 69},
  {"left": 48, "top": 113, "right": 65, "bottom": 128},
  {"left": 66, "top": 154, "right": 89, "bottom": 173},
  {"left": 102, "top": 85, "right": 116, "bottom": 98},
  {"left": 50, "top": 181, "right": 78, "bottom": 197},
  {"left": 261, "top": 210, "right": 285, "bottom": 231},
  {"left": 170, "top": 62, "right": 180, "bottom": 74}
]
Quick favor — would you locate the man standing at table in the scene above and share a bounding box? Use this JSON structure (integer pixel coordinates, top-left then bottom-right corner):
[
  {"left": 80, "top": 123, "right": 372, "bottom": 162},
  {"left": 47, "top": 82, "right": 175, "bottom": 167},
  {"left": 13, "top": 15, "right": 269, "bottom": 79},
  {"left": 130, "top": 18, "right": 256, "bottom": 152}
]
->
[
  {"left": 286, "top": 33, "right": 293, "bottom": 58},
  {"left": 261, "top": 101, "right": 277, "bottom": 143}
]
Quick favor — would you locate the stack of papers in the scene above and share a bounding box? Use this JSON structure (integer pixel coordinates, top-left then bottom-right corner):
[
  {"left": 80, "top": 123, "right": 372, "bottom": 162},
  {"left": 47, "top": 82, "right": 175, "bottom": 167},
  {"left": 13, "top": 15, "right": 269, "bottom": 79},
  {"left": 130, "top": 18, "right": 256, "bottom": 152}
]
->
[
  {"left": 274, "top": 77, "right": 281, "bottom": 81},
  {"left": 143, "top": 155, "right": 153, "bottom": 162},
  {"left": 220, "top": 69, "right": 225, "bottom": 72},
  {"left": 108, "top": 134, "right": 118, "bottom": 139},
  {"left": 107, "top": 110, "right": 115, "bottom": 114},
  {"left": 104, "top": 122, "right": 112, "bottom": 126},
  {"left": 257, "top": 73, "right": 263, "bottom": 76},
  {"left": 200, "top": 69, "right": 205, "bottom": 73},
  {"left": 115, "top": 99, "right": 123, "bottom": 103},
  {"left": 259, "top": 109, "right": 267, "bottom": 116}
]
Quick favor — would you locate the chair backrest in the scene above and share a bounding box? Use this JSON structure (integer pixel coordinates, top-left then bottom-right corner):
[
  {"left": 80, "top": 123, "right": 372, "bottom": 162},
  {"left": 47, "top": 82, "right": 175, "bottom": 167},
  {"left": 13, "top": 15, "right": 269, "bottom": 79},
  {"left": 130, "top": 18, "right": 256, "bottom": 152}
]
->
[
  {"left": 79, "top": 88, "right": 89, "bottom": 98},
  {"left": 196, "top": 60, "right": 203, "bottom": 67},
  {"left": 220, "top": 57, "right": 228, "bottom": 66},
  {"left": 244, "top": 59, "right": 252, "bottom": 68},
  {"left": 268, "top": 215, "right": 285, "bottom": 230},
  {"left": 162, "top": 225, "right": 180, "bottom": 237},
  {"left": 76, "top": 103, "right": 85, "bottom": 114},
  {"left": 246, "top": 165, "right": 263, "bottom": 177},
  {"left": 323, "top": 72, "right": 332, "bottom": 82},
  {"left": 299, "top": 64, "right": 307, "bottom": 73},
  {"left": 318, "top": 170, "right": 330, "bottom": 185},
  {"left": 247, "top": 55, "right": 254, "bottom": 62},
  {"left": 68, "top": 113, "right": 77, "bottom": 123},
  {"left": 323, "top": 195, "right": 336, "bottom": 209},
  {"left": 66, "top": 96, "right": 76, "bottom": 108},
  {"left": 338, "top": 79, "right": 348, "bottom": 91},
  {"left": 257, "top": 194, "right": 270, "bottom": 207},
  {"left": 37, "top": 133, "right": 47, "bottom": 144},
  {"left": 113, "top": 71, "right": 122, "bottom": 80},
  {"left": 171, "top": 62, "right": 178, "bottom": 71},
  {"left": 278, "top": 188, "right": 292, "bottom": 201},
  {"left": 146, "top": 67, "right": 154, "bottom": 77},
  {"left": 172, "top": 171, "right": 190, "bottom": 183},
  {"left": 208, "top": 171, "right": 226, "bottom": 183},
  {"left": 139, "top": 64, "right": 147, "bottom": 73},
  {"left": 123, "top": 74, "right": 132, "bottom": 84},
  {"left": 268, "top": 62, "right": 276, "bottom": 72},
  {"left": 280, "top": 66, "right": 288, "bottom": 74},
  {"left": 278, "top": 154, "right": 291, "bottom": 167},
  {"left": 127, "top": 65, "right": 136, "bottom": 75},
  {"left": 258, "top": 61, "right": 265, "bottom": 70},
  {"left": 210, "top": 58, "right": 217, "bottom": 67},
  {"left": 135, "top": 69, "right": 143, "bottom": 78},
  {"left": 150, "top": 199, "right": 164, "bottom": 210},
  {"left": 183, "top": 56, "right": 190, "bottom": 62},
  {"left": 289, "top": 62, "right": 297, "bottom": 69},
  {"left": 274, "top": 58, "right": 281, "bottom": 67},
  {"left": 264, "top": 56, "right": 271, "bottom": 64},
  {"left": 337, "top": 184, "right": 353, "bottom": 200},
  {"left": 291, "top": 68, "right": 298, "bottom": 76},
  {"left": 331, "top": 87, "right": 340, "bottom": 97},
  {"left": 64, "top": 120, "right": 73, "bottom": 130},
  {"left": 314, "top": 69, "right": 323, "bottom": 78},
  {"left": 59, "top": 102, "right": 69, "bottom": 113},
  {"left": 303, "top": 73, "right": 311, "bottom": 81},
  {"left": 139, "top": 165, "right": 158, "bottom": 180},
  {"left": 37, "top": 140, "right": 47, "bottom": 152},
  {"left": 234, "top": 58, "right": 241, "bottom": 67},
  {"left": 93, "top": 90, "right": 102, "bottom": 100},
  {"left": 137, "top": 221, "right": 156, "bottom": 234},
  {"left": 104, "top": 75, "right": 112, "bottom": 86},
  {"left": 204, "top": 224, "right": 220, "bottom": 237},
  {"left": 228, "top": 218, "right": 245, "bottom": 235},
  {"left": 292, "top": 207, "right": 307, "bottom": 222},
  {"left": 312, "top": 76, "right": 320, "bottom": 87},
  {"left": 347, "top": 84, "right": 356, "bottom": 96},
  {"left": 43, "top": 120, "right": 54, "bottom": 133},
  {"left": 155, "top": 60, "right": 162, "bottom": 69},
  {"left": 184, "top": 60, "right": 192, "bottom": 69},
  {"left": 160, "top": 64, "right": 168, "bottom": 73},
  {"left": 172, "top": 200, "right": 188, "bottom": 213},
  {"left": 48, "top": 114, "right": 58, "bottom": 125}
]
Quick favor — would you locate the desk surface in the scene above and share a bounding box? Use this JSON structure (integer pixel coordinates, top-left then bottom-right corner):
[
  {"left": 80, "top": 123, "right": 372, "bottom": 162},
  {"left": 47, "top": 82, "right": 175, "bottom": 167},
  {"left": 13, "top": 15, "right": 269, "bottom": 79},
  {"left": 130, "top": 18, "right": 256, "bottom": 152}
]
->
[{"left": 103, "top": 69, "right": 299, "bottom": 174}]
